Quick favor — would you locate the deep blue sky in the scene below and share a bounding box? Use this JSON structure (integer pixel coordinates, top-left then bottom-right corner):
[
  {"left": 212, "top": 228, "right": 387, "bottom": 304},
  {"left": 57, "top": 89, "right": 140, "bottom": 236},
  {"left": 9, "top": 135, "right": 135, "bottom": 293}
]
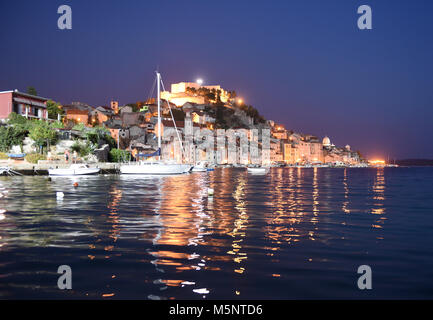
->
[{"left": 1, "top": 0, "right": 432, "bottom": 159}]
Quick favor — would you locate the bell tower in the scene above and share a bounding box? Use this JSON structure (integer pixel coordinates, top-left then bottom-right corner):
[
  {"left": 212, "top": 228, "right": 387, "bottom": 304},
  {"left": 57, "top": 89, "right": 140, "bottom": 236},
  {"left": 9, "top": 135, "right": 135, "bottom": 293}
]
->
[{"left": 111, "top": 100, "right": 119, "bottom": 114}]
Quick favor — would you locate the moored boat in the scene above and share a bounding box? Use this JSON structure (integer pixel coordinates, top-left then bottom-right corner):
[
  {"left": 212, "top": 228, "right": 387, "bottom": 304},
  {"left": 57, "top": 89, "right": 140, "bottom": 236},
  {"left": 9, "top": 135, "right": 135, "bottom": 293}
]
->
[
  {"left": 120, "top": 72, "right": 192, "bottom": 175},
  {"left": 247, "top": 167, "right": 268, "bottom": 174},
  {"left": 191, "top": 161, "right": 208, "bottom": 172},
  {"left": 120, "top": 161, "right": 191, "bottom": 175},
  {"left": 48, "top": 164, "right": 100, "bottom": 176}
]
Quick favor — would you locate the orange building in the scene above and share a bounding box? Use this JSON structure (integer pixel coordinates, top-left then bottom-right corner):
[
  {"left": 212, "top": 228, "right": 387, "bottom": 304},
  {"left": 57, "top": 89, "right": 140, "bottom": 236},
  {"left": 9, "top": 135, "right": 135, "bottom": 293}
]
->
[
  {"left": 90, "top": 106, "right": 112, "bottom": 125},
  {"left": 65, "top": 109, "right": 89, "bottom": 125}
]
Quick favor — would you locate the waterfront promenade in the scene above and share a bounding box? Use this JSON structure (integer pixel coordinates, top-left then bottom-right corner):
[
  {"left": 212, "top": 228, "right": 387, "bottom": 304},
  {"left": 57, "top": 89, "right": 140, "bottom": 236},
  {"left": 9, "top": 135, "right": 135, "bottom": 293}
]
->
[
  {"left": 0, "top": 160, "right": 379, "bottom": 175},
  {"left": 0, "top": 160, "right": 119, "bottom": 175}
]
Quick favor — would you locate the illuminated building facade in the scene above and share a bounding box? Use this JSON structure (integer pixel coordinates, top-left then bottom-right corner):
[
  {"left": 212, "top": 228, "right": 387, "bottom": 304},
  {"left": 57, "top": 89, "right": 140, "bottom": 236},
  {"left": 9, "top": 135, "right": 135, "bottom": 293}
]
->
[{"left": 161, "top": 81, "right": 230, "bottom": 107}]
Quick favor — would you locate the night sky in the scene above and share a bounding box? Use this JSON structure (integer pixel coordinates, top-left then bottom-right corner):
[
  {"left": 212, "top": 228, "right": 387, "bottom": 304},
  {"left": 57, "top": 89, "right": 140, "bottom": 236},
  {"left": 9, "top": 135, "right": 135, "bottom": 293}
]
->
[{"left": 1, "top": 0, "right": 432, "bottom": 159}]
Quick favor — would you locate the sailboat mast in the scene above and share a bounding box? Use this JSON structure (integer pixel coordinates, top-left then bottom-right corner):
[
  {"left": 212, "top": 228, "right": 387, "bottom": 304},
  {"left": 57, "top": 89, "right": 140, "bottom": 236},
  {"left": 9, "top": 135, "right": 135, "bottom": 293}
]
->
[{"left": 157, "top": 72, "right": 161, "bottom": 159}]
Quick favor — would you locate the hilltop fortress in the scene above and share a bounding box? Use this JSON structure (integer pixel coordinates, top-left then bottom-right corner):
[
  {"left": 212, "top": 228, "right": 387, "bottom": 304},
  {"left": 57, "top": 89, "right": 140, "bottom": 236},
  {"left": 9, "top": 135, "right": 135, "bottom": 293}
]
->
[
  {"left": 161, "top": 82, "right": 231, "bottom": 106},
  {"left": 157, "top": 81, "right": 362, "bottom": 166}
]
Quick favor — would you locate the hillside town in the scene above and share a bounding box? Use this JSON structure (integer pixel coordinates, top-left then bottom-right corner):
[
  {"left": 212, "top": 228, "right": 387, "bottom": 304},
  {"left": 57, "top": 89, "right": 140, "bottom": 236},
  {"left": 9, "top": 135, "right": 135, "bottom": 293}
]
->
[{"left": 0, "top": 81, "right": 365, "bottom": 168}]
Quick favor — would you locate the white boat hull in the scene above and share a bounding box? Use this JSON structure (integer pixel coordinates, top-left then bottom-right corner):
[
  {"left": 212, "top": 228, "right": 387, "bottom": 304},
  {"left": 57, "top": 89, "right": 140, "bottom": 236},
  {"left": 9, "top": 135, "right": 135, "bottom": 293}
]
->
[
  {"left": 49, "top": 168, "right": 100, "bottom": 176},
  {"left": 247, "top": 167, "right": 268, "bottom": 174},
  {"left": 120, "top": 163, "right": 192, "bottom": 175}
]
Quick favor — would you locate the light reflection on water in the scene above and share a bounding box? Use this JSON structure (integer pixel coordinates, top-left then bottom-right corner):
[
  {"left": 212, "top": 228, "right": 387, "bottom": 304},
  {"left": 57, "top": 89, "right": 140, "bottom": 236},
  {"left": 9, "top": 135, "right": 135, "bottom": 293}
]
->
[{"left": 0, "top": 167, "right": 433, "bottom": 299}]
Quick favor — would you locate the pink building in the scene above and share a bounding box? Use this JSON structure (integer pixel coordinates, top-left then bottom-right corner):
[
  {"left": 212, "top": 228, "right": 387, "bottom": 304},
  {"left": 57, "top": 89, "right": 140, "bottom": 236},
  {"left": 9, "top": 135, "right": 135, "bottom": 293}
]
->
[{"left": 0, "top": 90, "right": 49, "bottom": 120}]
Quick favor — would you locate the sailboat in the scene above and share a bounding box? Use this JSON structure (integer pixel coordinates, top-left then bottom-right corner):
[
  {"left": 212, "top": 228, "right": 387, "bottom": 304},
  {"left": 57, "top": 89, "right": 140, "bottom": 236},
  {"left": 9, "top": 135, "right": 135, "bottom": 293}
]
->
[{"left": 120, "top": 72, "right": 192, "bottom": 175}]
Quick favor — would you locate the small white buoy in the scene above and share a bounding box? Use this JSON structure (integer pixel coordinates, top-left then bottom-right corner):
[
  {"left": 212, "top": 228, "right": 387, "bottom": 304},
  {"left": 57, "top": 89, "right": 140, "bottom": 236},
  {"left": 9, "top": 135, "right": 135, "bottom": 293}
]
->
[
  {"left": 56, "top": 192, "right": 64, "bottom": 199},
  {"left": 207, "top": 188, "right": 214, "bottom": 197}
]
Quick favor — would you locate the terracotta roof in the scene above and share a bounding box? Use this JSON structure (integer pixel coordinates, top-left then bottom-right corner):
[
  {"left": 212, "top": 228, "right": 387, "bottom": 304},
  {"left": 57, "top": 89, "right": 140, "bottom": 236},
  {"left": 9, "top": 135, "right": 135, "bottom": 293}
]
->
[{"left": 66, "top": 109, "right": 89, "bottom": 115}]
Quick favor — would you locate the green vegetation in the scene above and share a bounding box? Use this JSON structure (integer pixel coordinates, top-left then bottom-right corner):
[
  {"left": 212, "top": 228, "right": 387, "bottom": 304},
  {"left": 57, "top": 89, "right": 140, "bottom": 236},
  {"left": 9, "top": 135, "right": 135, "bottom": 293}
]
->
[
  {"left": 25, "top": 153, "right": 47, "bottom": 164},
  {"left": 27, "top": 86, "right": 37, "bottom": 96},
  {"left": 0, "top": 112, "right": 125, "bottom": 162},
  {"left": 0, "top": 113, "right": 34, "bottom": 152},
  {"left": 125, "top": 102, "right": 143, "bottom": 112},
  {"left": 0, "top": 113, "right": 70, "bottom": 154},
  {"left": 50, "top": 121, "right": 64, "bottom": 129},
  {"left": 215, "top": 104, "right": 229, "bottom": 129},
  {"left": 8, "top": 112, "right": 31, "bottom": 129},
  {"left": 239, "top": 104, "right": 266, "bottom": 124},
  {"left": 72, "top": 123, "right": 86, "bottom": 131},
  {"left": 84, "top": 127, "right": 116, "bottom": 148},
  {"left": 71, "top": 141, "right": 92, "bottom": 157},
  {"left": 46, "top": 100, "right": 64, "bottom": 120},
  {"left": 28, "top": 121, "right": 57, "bottom": 152},
  {"left": 69, "top": 127, "right": 115, "bottom": 157},
  {"left": 109, "top": 148, "right": 131, "bottom": 162},
  {"left": 0, "top": 125, "right": 28, "bottom": 152},
  {"left": 186, "top": 87, "right": 222, "bottom": 104},
  {"left": 186, "top": 86, "right": 266, "bottom": 127}
]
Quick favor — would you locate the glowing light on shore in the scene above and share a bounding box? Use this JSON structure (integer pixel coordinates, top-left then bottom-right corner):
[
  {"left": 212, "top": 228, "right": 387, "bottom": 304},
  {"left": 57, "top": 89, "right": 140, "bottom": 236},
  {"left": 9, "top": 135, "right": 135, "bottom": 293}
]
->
[
  {"left": 196, "top": 78, "right": 203, "bottom": 85},
  {"left": 237, "top": 98, "right": 243, "bottom": 104},
  {"left": 192, "top": 113, "right": 200, "bottom": 123},
  {"left": 369, "top": 159, "right": 386, "bottom": 165}
]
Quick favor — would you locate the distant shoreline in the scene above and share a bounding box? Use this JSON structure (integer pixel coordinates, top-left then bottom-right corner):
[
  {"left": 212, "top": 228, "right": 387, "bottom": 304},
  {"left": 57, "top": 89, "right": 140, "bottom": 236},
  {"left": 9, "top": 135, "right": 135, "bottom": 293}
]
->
[{"left": 396, "top": 159, "right": 433, "bottom": 166}]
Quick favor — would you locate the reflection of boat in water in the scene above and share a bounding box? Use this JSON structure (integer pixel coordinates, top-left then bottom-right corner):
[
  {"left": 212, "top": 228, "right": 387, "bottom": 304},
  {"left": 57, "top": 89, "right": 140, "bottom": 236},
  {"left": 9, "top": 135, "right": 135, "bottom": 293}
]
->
[
  {"left": 247, "top": 167, "right": 268, "bottom": 174},
  {"left": 48, "top": 164, "right": 100, "bottom": 176},
  {"left": 120, "top": 72, "right": 192, "bottom": 175}
]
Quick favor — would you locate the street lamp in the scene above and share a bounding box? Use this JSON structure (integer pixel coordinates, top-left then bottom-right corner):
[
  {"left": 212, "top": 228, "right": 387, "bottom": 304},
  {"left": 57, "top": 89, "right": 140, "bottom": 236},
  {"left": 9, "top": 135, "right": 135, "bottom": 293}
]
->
[{"left": 196, "top": 78, "right": 203, "bottom": 85}]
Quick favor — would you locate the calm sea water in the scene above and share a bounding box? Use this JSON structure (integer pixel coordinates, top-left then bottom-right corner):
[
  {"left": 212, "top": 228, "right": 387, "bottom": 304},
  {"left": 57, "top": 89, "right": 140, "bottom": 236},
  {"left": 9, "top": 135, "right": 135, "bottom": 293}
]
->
[{"left": 0, "top": 167, "right": 432, "bottom": 299}]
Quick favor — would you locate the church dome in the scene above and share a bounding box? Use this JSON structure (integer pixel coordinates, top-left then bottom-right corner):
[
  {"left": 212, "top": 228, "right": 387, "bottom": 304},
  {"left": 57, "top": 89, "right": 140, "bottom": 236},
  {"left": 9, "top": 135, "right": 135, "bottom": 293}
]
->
[
  {"left": 345, "top": 145, "right": 351, "bottom": 151},
  {"left": 322, "top": 136, "right": 331, "bottom": 147}
]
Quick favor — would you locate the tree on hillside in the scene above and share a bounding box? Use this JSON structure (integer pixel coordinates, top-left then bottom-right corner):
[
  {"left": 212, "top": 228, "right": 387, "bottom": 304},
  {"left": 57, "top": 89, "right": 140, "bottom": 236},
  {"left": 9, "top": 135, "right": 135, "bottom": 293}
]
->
[
  {"left": 0, "top": 126, "right": 28, "bottom": 152},
  {"left": 50, "top": 120, "right": 64, "bottom": 129},
  {"left": 85, "top": 126, "right": 114, "bottom": 148},
  {"left": 126, "top": 102, "right": 145, "bottom": 112},
  {"left": 240, "top": 104, "right": 266, "bottom": 124},
  {"left": 228, "top": 90, "right": 237, "bottom": 99},
  {"left": 29, "top": 121, "right": 57, "bottom": 153},
  {"left": 186, "top": 87, "right": 197, "bottom": 95},
  {"left": 46, "top": 100, "right": 64, "bottom": 119},
  {"left": 215, "top": 105, "right": 228, "bottom": 129},
  {"left": 27, "top": 87, "right": 37, "bottom": 96},
  {"left": 8, "top": 112, "right": 29, "bottom": 127}
]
